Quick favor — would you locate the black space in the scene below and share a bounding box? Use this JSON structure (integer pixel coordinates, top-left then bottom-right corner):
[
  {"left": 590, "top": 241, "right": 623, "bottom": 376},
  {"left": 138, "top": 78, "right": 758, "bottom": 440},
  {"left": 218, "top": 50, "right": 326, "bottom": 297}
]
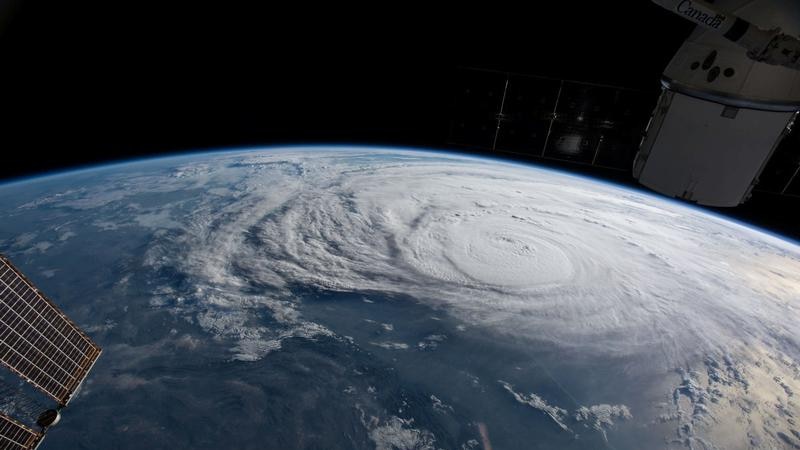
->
[{"left": 1, "top": 1, "right": 798, "bottom": 238}]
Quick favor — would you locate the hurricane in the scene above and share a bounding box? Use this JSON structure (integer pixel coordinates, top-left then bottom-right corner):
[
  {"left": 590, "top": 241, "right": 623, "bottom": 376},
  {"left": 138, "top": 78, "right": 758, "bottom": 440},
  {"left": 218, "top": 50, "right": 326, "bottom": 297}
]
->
[{"left": 155, "top": 150, "right": 800, "bottom": 364}]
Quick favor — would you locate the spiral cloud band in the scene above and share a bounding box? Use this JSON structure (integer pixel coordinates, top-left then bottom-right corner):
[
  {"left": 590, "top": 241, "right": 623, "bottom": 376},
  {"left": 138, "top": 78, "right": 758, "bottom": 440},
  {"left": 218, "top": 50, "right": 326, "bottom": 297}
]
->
[{"left": 156, "top": 150, "right": 800, "bottom": 368}]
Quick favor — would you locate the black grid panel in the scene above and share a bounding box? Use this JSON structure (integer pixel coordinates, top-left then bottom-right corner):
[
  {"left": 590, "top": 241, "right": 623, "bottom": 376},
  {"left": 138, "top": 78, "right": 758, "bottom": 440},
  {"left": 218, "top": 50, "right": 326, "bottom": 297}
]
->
[
  {"left": 448, "top": 69, "right": 508, "bottom": 149},
  {"left": 0, "top": 414, "right": 40, "bottom": 450},
  {"left": 0, "top": 255, "right": 101, "bottom": 406},
  {"left": 448, "top": 67, "right": 656, "bottom": 170},
  {"left": 757, "top": 126, "right": 800, "bottom": 196},
  {"left": 592, "top": 129, "right": 644, "bottom": 169},
  {"left": 493, "top": 75, "right": 561, "bottom": 154}
]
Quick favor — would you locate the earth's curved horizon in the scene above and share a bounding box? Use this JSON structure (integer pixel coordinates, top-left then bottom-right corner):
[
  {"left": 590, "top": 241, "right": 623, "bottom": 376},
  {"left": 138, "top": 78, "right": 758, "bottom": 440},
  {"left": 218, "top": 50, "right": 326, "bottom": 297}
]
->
[{"left": 0, "top": 147, "right": 798, "bottom": 449}]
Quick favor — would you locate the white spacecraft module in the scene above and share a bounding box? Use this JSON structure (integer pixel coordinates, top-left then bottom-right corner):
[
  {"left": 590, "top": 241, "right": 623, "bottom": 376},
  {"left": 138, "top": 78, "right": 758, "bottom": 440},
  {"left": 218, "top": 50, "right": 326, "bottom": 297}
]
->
[
  {"left": 0, "top": 254, "right": 102, "bottom": 449},
  {"left": 634, "top": 0, "right": 800, "bottom": 206}
]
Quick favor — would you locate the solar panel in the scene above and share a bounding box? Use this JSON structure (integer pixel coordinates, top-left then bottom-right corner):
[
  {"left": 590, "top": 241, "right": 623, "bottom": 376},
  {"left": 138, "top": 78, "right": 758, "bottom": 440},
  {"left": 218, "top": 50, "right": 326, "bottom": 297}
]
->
[
  {"left": 0, "top": 413, "right": 41, "bottom": 450},
  {"left": 0, "top": 255, "right": 101, "bottom": 406},
  {"left": 754, "top": 126, "right": 800, "bottom": 196},
  {"left": 448, "top": 67, "right": 655, "bottom": 170}
]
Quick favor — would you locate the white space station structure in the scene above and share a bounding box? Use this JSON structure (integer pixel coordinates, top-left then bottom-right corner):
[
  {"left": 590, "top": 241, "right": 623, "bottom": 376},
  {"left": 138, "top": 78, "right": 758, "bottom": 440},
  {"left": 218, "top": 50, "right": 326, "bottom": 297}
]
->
[{"left": 634, "top": 0, "right": 800, "bottom": 206}]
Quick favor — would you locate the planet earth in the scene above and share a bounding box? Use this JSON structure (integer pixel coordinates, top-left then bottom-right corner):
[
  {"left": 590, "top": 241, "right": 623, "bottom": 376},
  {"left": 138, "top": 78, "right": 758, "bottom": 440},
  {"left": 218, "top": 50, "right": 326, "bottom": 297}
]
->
[{"left": 0, "top": 147, "right": 799, "bottom": 450}]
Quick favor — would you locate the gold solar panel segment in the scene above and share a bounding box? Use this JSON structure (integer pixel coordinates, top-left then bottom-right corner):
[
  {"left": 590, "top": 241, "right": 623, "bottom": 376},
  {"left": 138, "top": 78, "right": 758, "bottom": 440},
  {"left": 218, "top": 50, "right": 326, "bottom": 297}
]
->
[
  {"left": 0, "top": 255, "right": 102, "bottom": 406},
  {"left": 0, "top": 414, "right": 41, "bottom": 450}
]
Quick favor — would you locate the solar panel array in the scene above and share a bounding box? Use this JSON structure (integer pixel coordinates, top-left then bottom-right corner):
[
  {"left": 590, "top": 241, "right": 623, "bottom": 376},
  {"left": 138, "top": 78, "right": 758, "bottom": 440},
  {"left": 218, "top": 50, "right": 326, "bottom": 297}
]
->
[
  {"left": 447, "top": 67, "right": 654, "bottom": 171},
  {"left": 0, "top": 414, "right": 41, "bottom": 450},
  {"left": 755, "top": 125, "right": 800, "bottom": 196},
  {"left": 0, "top": 255, "right": 101, "bottom": 406}
]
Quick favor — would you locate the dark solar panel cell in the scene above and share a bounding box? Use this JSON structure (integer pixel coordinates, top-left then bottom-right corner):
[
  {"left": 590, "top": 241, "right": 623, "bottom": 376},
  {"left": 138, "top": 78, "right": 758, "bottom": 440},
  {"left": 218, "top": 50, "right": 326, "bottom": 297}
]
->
[{"left": 448, "top": 68, "right": 659, "bottom": 170}]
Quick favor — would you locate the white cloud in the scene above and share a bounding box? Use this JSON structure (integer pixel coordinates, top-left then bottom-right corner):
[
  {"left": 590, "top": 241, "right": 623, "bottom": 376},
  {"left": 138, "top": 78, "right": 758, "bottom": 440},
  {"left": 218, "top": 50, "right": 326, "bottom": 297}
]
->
[
  {"left": 121, "top": 149, "right": 800, "bottom": 372},
  {"left": 499, "top": 380, "right": 632, "bottom": 442},
  {"left": 498, "top": 380, "right": 572, "bottom": 433},
  {"left": 370, "top": 341, "right": 409, "bottom": 350}
]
